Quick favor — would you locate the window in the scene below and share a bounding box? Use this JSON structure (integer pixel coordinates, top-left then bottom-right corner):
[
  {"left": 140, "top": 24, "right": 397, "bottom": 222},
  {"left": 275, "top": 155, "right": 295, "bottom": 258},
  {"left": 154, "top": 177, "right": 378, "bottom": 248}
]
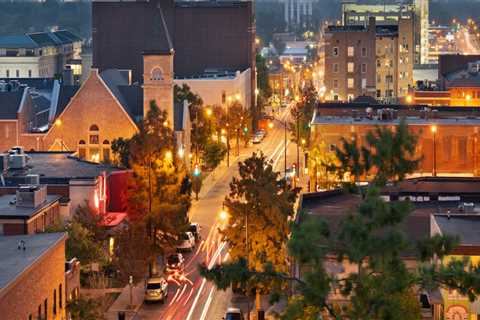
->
[
  {"left": 89, "top": 124, "right": 99, "bottom": 131},
  {"left": 361, "top": 47, "right": 367, "bottom": 57},
  {"left": 90, "top": 148, "right": 100, "bottom": 162},
  {"left": 333, "top": 63, "right": 339, "bottom": 73},
  {"left": 347, "top": 78, "right": 354, "bottom": 89},
  {"left": 78, "top": 148, "right": 86, "bottom": 160},
  {"left": 151, "top": 67, "right": 163, "bottom": 81},
  {"left": 376, "top": 60, "right": 381, "bottom": 68},
  {"left": 16, "top": 70, "right": 19, "bottom": 77},
  {"left": 361, "top": 63, "right": 367, "bottom": 73},
  {"left": 333, "top": 79, "right": 338, "bottom": 89},
  {"left": 347, "top": 62, "right": 354, "bottom": 73},
  {"left": 376, "top": 90, "right": 381, "bottom": 98},
  {"left": 347, "top": 46, "right": 354, "bottom": 57},
  {"left": 44, "top": 299, "right": 47, "bottom": 320},
  {"left": 347, "top": 94, "right": 354, "bottom": 102},
  {"left": 78, "top": 140, "right": 86, "bottom": 145},
  {"left": 89, "top": 135, "right": 99, "bottom": 144},
  {"left": 103, "top": 148, "right": 110, "bottom": 162},
  {"left": 53, "top": 289, "right": 57, "bottom": 315},
  {"left": 6, "top": 70, "right": 9, "bottom": 78},
  {"left": 361, "top": 78, "right": 367, "bottom": 89},
  {"left": 28, "top": 70, "right": 32, "bottom": 78},
  {"left": 38, "top": 305, "right": 41, "bottom": 320},
  {"left": 333, "top": 47, "right": 339, "bottom": 56},
  {"left": 29, "top": 315, "right": 32, "bottom": 320}
]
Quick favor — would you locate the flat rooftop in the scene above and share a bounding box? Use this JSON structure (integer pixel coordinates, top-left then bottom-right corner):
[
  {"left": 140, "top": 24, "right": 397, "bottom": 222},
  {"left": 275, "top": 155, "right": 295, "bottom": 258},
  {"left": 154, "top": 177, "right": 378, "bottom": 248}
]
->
[
  {"left": 0, "top": 194, "right": 60, "bottom": 219},
  {"left": 434, "top": 215, "right": 480, "bottom": 245},
  {"left": 7, "top": 152, "right": 120, "bottom": 181},
  {"left": 0, "top": 233, "right": 66, "bottom": 293}
]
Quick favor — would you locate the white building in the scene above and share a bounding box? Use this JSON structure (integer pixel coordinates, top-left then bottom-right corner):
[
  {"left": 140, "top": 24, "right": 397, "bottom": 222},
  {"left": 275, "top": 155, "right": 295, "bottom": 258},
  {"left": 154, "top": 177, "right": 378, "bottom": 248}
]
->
[
  {"left": 0, "top": 30, "right": 83, "bottom": 79},
  {"left": 174, "top": 68, "right": 252, "bottom": 109}
]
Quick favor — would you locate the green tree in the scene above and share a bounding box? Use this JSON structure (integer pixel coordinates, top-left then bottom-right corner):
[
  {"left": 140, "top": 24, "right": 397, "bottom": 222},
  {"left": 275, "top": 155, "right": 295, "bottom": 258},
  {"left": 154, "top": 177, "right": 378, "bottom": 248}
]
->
[
  {"left": 111, "top": 137, "right": 130, "bottom": 168},
  {"left": 201, "top": 153, "right": 299, "bottom": 309},
  {"left": 256, "top": 53, "right": 272, "bottom": 101},
  {"left": 309, "top": 141, "right": 338, "bottom": 191},
  {"left": 289, "top": 84, "right": 317, "bottom": 149},
  {"left": 204, "top": 142, "right": 227, "bottom": 170},
  {"left": 200, "top": 123, "right": 480, "bottom": 319}
]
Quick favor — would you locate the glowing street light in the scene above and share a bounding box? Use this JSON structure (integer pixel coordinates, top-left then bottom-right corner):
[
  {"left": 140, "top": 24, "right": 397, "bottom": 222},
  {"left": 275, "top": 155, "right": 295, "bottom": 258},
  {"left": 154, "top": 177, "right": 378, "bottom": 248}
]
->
[
  {"left": 178, "top": 147, "right": 185, "bottom": 158},
  {"left": 163, "top": 120, "right": 169, "bottom": 127},
  {"left": 205, "top": 108, "right": 212, "bottom": 117},
  {"left": 268, "top": 122, "right": 274, "bottom": 129},
  {"left": 406, "top": 95, "right": 413, "bottom": 104},
  {"left": 165, "top": 150, "right": 173, "bottom": 161},
  {"left": 219, "top": 207, "right": 229, "bottom": 221}
]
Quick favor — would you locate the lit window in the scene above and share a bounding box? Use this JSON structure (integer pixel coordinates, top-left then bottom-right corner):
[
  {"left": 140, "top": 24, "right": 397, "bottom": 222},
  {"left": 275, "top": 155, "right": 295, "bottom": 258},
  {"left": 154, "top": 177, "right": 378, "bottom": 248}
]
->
[
  {"left": 348, "top": 46, "right": 354, "bottom": 57},
  {"left": 347, "top": 78, "right": 354, "bottom": 89},
  {"left": 361, "top": 78, "right": 367, "bottom": 89},
  {"left": 347, "top": 63, "right": 354, "bottom": 73}
]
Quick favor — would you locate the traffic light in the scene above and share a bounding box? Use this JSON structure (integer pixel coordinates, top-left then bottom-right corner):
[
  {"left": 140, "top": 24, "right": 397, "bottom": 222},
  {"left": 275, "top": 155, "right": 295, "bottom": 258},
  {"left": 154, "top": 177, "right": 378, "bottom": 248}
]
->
[{"left": 193, "top": 164, "right": 201, "bottom": 177}]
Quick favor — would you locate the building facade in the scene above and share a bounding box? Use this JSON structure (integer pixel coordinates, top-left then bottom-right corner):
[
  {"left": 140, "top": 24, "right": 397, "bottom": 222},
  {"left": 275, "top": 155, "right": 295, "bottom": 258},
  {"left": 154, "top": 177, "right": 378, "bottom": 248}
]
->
[
  {"left": 0, "top": 233, "right": 68, "bottom": 320},
  {"left": 323, "top": 18, "right": 377, "bottom": 101},
  {"left": 309, "top": 104, "right": 480, "bottom": 183},
  {"left": 0, "top": 30, "right": 82, "bottom": 79}
]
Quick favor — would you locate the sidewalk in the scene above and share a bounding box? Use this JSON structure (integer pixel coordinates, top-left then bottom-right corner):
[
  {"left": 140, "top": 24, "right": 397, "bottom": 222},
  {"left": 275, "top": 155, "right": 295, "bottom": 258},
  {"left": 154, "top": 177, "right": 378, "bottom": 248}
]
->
[{"left": 105, "top": 283, "right": 144, "bottom": 320}]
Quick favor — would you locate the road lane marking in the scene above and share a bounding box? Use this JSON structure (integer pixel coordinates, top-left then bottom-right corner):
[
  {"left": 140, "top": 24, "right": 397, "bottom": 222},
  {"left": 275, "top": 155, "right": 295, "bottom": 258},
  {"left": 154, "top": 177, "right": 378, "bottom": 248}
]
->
[
  {"left": 169, "top": 288, "right": 181, "bottom": 306},
  {"left": 199, "top": 286, "right": 215, "bottom": 320},
  {"left": 186, "top": 278, "right": 207, "bottom": 320},
  {"left": 183, "top": 287, "right": 195, "bottom": 306}
]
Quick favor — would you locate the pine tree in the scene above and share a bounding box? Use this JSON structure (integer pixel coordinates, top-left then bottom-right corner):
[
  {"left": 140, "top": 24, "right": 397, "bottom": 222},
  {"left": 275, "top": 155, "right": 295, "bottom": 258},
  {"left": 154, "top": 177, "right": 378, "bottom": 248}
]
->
[{"left": 201, "top": 153, "right": 299, "bottom": 308}]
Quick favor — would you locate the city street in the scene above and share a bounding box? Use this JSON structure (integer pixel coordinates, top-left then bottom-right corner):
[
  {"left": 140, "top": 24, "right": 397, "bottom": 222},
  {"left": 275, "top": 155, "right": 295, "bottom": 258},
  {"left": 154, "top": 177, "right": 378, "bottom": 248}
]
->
[{"left": 133, "top": 106, "right": 301, "bottom": 320}]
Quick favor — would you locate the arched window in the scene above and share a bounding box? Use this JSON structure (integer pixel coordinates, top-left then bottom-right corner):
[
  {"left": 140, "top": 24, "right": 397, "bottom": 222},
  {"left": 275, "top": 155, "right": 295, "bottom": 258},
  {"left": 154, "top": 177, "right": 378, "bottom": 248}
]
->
[
  {"left": 103, "top": 139, "right": 110, "bottom": 145},
  {"left": 78, "top": 140, "right": 86, "bottom": 145},
  {"left": 151, "top": 67, "right": 164, "bottom": 81},
  {"left": 89, "top": 124, "right": 99, "bottom": 131}
]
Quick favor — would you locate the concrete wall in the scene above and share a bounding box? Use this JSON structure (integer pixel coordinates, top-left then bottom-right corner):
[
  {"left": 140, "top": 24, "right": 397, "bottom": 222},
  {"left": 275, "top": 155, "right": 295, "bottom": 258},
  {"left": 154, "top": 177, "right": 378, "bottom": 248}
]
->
[{"left": 0, "top": 239, "right": 66, "bottom": 320}]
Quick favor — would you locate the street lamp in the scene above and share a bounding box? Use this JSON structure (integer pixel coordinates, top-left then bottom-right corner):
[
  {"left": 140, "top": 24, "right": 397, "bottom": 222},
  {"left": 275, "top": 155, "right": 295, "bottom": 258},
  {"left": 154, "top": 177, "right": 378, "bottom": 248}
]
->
[
  {"left": 431, "top": 125, "right": 437, "bottom": 177},
  {"left": 55, "top": 119, "right": 64, "bottom": 151}
]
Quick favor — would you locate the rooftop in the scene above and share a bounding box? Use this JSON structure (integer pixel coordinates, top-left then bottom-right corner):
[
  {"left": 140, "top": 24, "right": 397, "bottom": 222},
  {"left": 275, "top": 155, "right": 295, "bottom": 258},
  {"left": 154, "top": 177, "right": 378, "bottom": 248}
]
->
[
  {"left": 7, "top": 152, "right": 120, "bottom": 181},
  {"left": 0, "top": 86, "right": 25, "bottom": 120},
  {"left": 0, "top": 194, "right": 60, "bottom": 219},
  {"left": 0, "top": 30, "right": 82, "bottom": 50},
  {"left": 0, "top": 233, "right": 66, "bottom": 294},
  {"left": 434, "top": 215, "right": 480, "bottom": 245}
]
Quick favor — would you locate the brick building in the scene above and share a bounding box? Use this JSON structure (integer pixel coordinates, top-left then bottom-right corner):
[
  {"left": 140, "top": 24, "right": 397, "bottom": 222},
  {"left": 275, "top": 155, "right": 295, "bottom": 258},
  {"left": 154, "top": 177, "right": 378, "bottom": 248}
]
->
[
  {"left": 0, "top": 185, "right": 60, "bottom": 236},
  {"left": 0, "top": 232, "right": 68, "bottom": 320},
  {"left": 323, "top": 18, "right": 377, "bottom": 101},
  {"left": 309, "top": 103, "right": 480, "bottom": 186}
]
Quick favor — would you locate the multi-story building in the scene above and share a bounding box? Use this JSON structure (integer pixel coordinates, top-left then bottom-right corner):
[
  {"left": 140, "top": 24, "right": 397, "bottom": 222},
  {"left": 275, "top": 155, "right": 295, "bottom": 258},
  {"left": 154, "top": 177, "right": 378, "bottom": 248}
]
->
[
  {"left": 376, "top": 19, "right": 414, "bottom": 101},
  {"left": 323, "top": 17, "right": 377, "bottom": 101},
  {"left": 0, "top": 30, "right": 82, "bottom": 79},
  {"left": 0, "top": 232, "right": 69, "bottom": 320},
  {"left": 323, "top": 16, "right": 414, "bottom": 102},
  {"left": 341, "top": 0, "right": 429, "bottom": 65}
]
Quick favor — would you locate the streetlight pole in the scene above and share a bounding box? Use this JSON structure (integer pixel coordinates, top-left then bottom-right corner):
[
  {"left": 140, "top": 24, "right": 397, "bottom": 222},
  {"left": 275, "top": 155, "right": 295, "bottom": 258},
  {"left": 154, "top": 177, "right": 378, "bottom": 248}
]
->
[
  {"left": 431, "top": 125, "right": 437, "bottom": 177},
  {"left": 296, "top": 112, "right": 300, "bottom": 177},
  {"left": 284, "top": 119, "right": 287, "bottom": 177}
]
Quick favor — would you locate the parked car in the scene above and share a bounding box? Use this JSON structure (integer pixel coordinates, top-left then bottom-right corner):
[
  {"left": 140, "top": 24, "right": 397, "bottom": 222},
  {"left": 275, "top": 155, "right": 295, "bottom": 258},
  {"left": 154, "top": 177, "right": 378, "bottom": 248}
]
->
[
  {"left": 251, "top": 134, "right": 263, "bottom": 144},
  {"left": 223, "top": 308, "right": 244, "bottom": 320},
  {"left": 144, "top": 277, "right": 168, "bottom": 303},
  {"left": 189, "top": 223, "right": 201, "bottom": 242},
  {"left": 165, "top": 253, "right": 185, "bottom": 274},
  {"left": 176, "top": 231, "right": 195, "bottom": 251}
]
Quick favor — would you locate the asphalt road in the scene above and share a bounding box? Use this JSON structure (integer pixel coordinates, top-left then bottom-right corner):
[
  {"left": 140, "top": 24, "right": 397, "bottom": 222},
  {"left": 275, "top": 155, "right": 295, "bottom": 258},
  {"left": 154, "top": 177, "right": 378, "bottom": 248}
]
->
[{"left": 134, "top": 106, "right": 300, "bottom": 320}]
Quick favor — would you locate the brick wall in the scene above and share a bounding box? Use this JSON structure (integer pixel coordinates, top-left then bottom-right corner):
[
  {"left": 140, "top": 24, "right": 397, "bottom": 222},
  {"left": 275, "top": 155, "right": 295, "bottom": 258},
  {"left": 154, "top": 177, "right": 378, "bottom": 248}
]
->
[
  {"left": 42, "top": 70, "right": 138, "bottom": 161},
  {"left": 0, "top": 240, "right": 66, "bottom": 320}
]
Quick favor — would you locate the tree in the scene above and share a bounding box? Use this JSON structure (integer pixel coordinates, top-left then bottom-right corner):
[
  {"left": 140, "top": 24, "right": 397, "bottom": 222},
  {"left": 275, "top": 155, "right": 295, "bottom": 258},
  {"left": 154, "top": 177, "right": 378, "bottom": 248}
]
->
[
  {"left": 118, "top": 100, "right": 191, "bottom": 278},
  {"left": 228, "top": 102, "right": 252, "bottom": 149},
  {"left": 256, "top": 53, "right": 272, "bottom": 101},
  {"left": 111, "top": 137, "right": 130, "bottom": 168},
  {"left": 201, "top": 153, "right": 299, "bottom": 310},
  {"left": 200, "top": 123, "right": 480, "bottom": 319},
  {"left": 289, "top": 84, "right": 317, "bottom": 148},
  {"left": 309, "top": 141, "right": 338, "bottom": 191},
  {"left": 204, "top": 142, "right": 226, "bottom": 170}
]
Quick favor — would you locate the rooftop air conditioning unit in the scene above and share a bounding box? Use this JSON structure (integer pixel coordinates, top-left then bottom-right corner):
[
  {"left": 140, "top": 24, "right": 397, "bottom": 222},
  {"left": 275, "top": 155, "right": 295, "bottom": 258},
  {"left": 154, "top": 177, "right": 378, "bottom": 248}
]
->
[
  {"left": 16, "top": 185, "right": 47, "bottom": 208},
  {"left": 25, "top": 174, "right": 40, "bottom": 185},
  {"left": 9, "top": 154, "right": 27, "bottom": 169}
]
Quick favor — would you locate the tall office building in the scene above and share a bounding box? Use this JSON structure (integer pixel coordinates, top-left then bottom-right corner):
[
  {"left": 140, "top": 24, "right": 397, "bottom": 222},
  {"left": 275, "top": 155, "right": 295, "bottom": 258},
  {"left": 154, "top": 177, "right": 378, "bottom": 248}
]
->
[{"left": 415, "top": 0, "right": 429, "bottom": 64}]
